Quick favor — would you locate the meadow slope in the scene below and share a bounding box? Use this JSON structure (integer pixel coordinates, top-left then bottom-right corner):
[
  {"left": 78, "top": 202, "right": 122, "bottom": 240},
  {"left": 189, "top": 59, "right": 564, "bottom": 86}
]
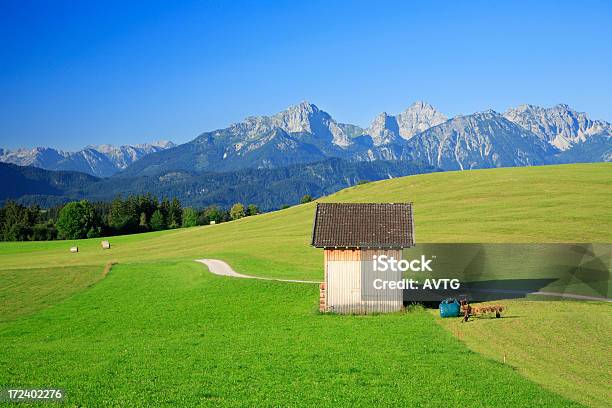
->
[
  {"left": 1, "top": 163, "right": 611, "bottom": 282},
  {"left": 0, "top": 163, "right": 610, "bottom": 406}
]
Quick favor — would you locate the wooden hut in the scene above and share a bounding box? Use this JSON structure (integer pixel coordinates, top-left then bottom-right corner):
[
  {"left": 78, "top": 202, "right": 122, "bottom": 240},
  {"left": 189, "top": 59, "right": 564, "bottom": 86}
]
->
[{"left": 311, "top": 203, "right": 415, "bottom": 314}]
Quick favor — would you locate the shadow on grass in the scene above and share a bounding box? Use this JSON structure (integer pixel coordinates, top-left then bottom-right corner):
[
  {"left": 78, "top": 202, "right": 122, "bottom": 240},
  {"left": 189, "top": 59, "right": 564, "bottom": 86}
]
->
[{"left": 404, "top": 278, "right": 558, "bottom": 306}]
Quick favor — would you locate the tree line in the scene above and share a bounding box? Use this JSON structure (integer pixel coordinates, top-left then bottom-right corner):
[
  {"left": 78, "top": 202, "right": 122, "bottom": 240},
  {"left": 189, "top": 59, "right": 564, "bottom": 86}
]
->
[{"left": 0, "top": 195, "right": 264, "bottom": 241}]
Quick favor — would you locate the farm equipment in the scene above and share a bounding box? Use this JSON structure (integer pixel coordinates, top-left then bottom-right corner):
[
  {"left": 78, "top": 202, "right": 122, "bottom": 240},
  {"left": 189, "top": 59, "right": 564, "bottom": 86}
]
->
[{"left": 460, "top": 299, "right": 504, "bottom": 322}]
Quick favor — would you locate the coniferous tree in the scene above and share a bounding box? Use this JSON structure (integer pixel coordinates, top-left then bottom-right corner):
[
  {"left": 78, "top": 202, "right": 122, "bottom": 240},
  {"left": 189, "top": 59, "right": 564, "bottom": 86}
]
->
[
  {"left": 107, "top": 197, "right": 139, "bottom": 233},
  {"left": 139, "top": 212, "right": 149, "bottom": 231},
  {"left": 1, "top": 201, "right": 31, "bottom": 241},
  {"left": 31, "top": 221, "right": 57, "bottom": 241},
  {"left": 169, "top": 198, "right": 182, "bottom": 228},
  {"left": 150, "top": 209, "right": 165, "bottom": 231},
  {"left": 160, "top": 198, "right": 171, "bottom": 226},
  {"left": 181, "top": 208, "right": 198, "bottom": 228}
]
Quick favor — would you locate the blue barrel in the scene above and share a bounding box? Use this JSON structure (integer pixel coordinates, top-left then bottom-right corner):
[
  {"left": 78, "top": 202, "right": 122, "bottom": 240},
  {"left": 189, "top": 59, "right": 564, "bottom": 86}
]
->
[{"left": 439, "top": 299, "right": 460, "bottom": 317}]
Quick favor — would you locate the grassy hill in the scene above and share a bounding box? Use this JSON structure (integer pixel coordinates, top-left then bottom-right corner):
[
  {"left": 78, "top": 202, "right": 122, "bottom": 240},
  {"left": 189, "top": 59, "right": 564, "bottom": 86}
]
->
[
  {"left": 2, "top": 163, "right": 611, "bottom": 280},
  {"left": 0, "top": 163, "right": 610, "bottom": 406}
]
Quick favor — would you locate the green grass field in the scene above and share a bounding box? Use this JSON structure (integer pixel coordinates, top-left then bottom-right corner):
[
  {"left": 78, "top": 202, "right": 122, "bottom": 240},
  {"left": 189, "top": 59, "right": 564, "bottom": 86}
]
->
[
  {"left": 436, "top": 300, "right": 611, "bottom": 408},
  {"left": 0, "top": 262, "right": 583, "bottom": 407},
  {"left": 1, "top": 163, "right": 611, "bottom": 406}
]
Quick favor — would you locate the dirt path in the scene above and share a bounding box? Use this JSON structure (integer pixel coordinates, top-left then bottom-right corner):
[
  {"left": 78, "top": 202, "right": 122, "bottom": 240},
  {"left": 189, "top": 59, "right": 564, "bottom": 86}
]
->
[{"left": 195, "top": 259, "right": 321, "bottom": 284}]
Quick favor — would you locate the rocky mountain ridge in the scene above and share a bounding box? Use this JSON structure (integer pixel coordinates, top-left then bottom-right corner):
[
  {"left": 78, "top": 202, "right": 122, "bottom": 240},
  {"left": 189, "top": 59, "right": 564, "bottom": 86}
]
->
[
  {"left": 118, "top": 101, "right": 611, "bottom": 177},
  {"left": 503, "top": 104, "right": 611, "bottom": 150},
  {"left": 0, "top": 141, "right": 175, "bottom": 177},
  {"left": 3, "top": 101, "right": 610, "bottom": 179}
]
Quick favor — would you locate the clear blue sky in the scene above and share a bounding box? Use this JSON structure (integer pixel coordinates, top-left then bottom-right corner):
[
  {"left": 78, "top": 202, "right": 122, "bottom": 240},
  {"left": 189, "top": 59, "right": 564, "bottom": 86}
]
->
[{"left": 1, "top": 0, "right": 611, "bottom": 150}]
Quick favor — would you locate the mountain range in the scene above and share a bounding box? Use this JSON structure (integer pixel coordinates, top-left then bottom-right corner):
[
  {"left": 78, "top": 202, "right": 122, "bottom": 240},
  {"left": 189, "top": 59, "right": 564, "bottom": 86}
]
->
[
  {"left": 1, "top": 159, "right": 436, "bottom": 210},
  {"left": 0, "top": 141, "right": 175, "bottom": 177},
  {"left": 2, "top": 101, "right": 610, "bottom": 209},
  {"left": 114, "top": 101, "right": 612, "bottom": 177}
]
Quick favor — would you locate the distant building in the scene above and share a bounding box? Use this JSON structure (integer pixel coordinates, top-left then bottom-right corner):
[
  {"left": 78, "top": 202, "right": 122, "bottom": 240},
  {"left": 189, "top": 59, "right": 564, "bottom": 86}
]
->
[{"left": 311, "top": 203, "right": 415, "bottom": 314}]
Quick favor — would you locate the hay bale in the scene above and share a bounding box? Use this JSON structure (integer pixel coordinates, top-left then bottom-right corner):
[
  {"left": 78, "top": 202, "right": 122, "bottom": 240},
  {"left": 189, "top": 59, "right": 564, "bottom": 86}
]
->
[
  {"left": 70, "top": 246, "right": 78, "bottom": 253},
  {"left": 101, "top": 240, "right": 111, "bottom": 249},
  {"left": 209, "top": 220, "right": 216, "bottom": 225}
]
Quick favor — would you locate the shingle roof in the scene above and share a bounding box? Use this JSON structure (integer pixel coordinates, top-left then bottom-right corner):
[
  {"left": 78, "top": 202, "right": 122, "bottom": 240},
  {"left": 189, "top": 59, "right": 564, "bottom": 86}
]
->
[{"left": 311, "top": 203, "right": 415, "bottom": 248}]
